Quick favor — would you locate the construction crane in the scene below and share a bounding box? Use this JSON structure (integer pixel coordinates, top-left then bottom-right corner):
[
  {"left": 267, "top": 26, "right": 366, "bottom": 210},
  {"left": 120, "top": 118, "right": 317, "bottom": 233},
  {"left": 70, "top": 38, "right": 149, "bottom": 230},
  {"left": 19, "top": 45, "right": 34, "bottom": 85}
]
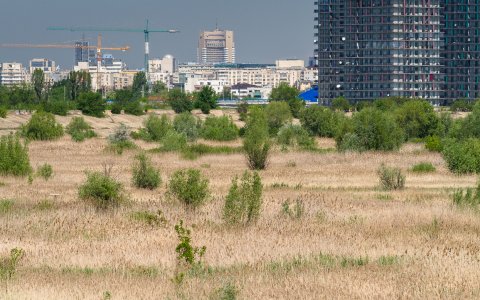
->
[
  {"left": 47, "top": 20, "right": 179, "bottom": 82},
  {"left": 1, "top": 34, "right": 130, "bottom": 92}
]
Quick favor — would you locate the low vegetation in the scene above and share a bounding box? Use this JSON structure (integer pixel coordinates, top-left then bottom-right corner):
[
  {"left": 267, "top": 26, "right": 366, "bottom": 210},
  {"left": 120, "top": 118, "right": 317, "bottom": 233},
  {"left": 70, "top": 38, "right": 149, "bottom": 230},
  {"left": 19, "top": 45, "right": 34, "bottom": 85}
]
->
[
  {"left": 377, "top": 165, "right": 405, "bottom": 190},
  {"left": 0, "top": 134, "right": 31, "bottom": 177},
  {"left": 36, "top": 163, "right": 53, "bottom": 181},
  {"left": 168, "top": 168, "right": 209, "bottom": 208},
  {"left": 411, "top": 162, "right": 436, "bottom": 173},
  {"left": 224, "top": 171, "right": 263, "bottom": 225},
  {"left": 173, "top": 113, "right": 200, "bottom": 142},
  {"left": 132, "top": 152, "right": 161, "bottom": 190},
  {"left": 78, "top": 170, "right": 126, "bottom": 210},
  {"left": 277, "top": 124, "right": 316, "bottom": 150},
  {"left": 200, "top": 116, "right": 238, "bottom": 141},
  {"left": 107, "top": 123, "right": 136, "bottom": 154},
  {"left": 20, "top": 111, "right": 64, "bottom": 141},
  {"left": 66, "top": 117, "right": 96, "bottom": 142},
  {"left": 244, "top": 107, "right": 270, "bottom": 170}
]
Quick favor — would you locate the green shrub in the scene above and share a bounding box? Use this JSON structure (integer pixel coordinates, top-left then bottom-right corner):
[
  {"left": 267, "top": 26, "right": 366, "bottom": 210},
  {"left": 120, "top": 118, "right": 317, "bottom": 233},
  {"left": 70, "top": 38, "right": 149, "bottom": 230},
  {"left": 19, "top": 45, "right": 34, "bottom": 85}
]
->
[
  {"left": 37, "top": 163, "right": 53, "bottom": 181},
  {"left": 108, "top": 124, "right": 136, "bottom": 154},
  {"left": 180, "top": 144, "right": 242, "bottom": 160},
  {"left": 161, "top": 131, "right": 187, "bottom": 151},
  {"left": 377, "top": 165, "right": 405, "bottom": 190},
  {"left": 373, "top": 98, "right": 397, "bottom": 112},
  {"left": 277, "top": 124, "right": 315, "bottom": 150},
  {"left": 451, "top": 99, "right": 474, "bottom": 112},
  {"left": 110, "top": 102, "right": 122, "bottom": 114},
  {"left": 43, "top": 101, "right": 75, "bottom": 116},
  {"left": 142, "top": 115, "right": 172, "bottom": 141},
  {"left": 200, "top": 116, "right": 238, "bottom": 141},
  {"left": 0, "top": 248, "right": 25, "bottom": 287},
  {"left": 442, "top": 138, "right": 480, "bottom": 174},
  {"left": 174, "top": 220, "right": 206, "bottom": 284},
  {"left": 173, "top": 113, "right": 200, "bottom": 142},
  {"left": 411, "top": 162, "right": 436, "bottom": 173},
  {"left": 449, "top": 102, "right": 480, "bottom": 140},
  {"left": 78, "top": 171, "right": 126, "bottom": 210},
  {"left": 243, "top": 107, "right": 270, "bottom": 170},
  {"left": 452, "top": 183, "right": 480, "bottom": 209},
  {"left": 66, "top": 117, "right": 96, "bottom": 142},
  {"left": 337, "top": 108, "right": 404, "bottom": 152},
  {"left": 167, "top": 89, "right": 193, "bottom": 114},
  {"left": 194, "top": 85, "right": 217, "bottom": 114},
  {"left": 299, "top": 106, "right": 343, "bottom": 138},
  {"left": 265, "top": 101, "right": 292, "bottom": 135},
  {"left": 395, "top": 100, "right": 438, "bottom": 140},
  {"left": 124, "top": 101, "right": 144, "bottom": 116},
  {"left": 281, "top": 199, "right": 305, "bottom": 219},
  {"left": 331, "top": 96, "right": 350, "bottom": 112},
  {"left": 425, "top": 135, "right": 443, "bottom": 152},
  {"left": 0, "top": 199, "right": 14, "bottom": 214},
  {"left": 21, "top": 111, "right": 64, "bottom": 141},
  {"left": 237, "top": 101, "right": 248, "bottom": 121},
  {"left": 0, "top": 107, "right": 8, "bottom": 118},
  {"left": 77, "top": 92, "right": 105, "bottom": 117},
  {"left": 0, "top": 134, "right": 31, "bottom": 176},
  {"left": 130, "top": 210, "right": 166, "bottom": 226},
  {"left": 132, "top": 152, "right": 161, "bottom": 190},
  {"left": 213, "top": 282, "right": 239, "bottom": 300},
  {"left": 224, "top": 171, "right": 263, "bottom": 225},
  {"left": 168, "top": 168, "right": 209, "bottom": 208}
]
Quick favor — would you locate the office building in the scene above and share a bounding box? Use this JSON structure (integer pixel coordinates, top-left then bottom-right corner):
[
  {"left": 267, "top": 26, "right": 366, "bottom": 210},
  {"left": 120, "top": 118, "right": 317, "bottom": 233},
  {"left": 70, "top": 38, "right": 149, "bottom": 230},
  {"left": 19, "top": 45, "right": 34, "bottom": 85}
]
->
[
  {"left": 29, "top": 58, "right": 56, "bottom": 74},
  {"left": 75, "top": 41, "right": 96, "bottom": 66},
  {"left": 198, "top": 28, "right": 235, "bottom": 64}
]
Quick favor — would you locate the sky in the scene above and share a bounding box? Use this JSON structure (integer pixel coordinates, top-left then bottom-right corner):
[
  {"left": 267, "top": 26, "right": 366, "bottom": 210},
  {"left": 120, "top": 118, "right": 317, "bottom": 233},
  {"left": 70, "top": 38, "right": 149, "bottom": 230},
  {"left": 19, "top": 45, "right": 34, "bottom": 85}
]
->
[{"left": 0, "top": 0, "right": 314, "bottom": 70}]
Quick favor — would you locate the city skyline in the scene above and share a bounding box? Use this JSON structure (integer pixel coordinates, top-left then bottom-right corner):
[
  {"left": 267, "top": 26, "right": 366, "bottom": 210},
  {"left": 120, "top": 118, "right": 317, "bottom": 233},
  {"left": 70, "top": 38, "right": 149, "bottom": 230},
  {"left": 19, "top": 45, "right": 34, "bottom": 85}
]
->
[{"left": 0, "top": 0, "right": 313, "bottom": 69}]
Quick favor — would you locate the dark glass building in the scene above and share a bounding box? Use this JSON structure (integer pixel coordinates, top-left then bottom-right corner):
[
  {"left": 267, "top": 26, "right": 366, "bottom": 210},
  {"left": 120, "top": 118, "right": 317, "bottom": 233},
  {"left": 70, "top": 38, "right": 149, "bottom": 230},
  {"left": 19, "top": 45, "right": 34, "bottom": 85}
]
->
[{"left": 315, "top": 1, "right": 479, "bottom": 104}]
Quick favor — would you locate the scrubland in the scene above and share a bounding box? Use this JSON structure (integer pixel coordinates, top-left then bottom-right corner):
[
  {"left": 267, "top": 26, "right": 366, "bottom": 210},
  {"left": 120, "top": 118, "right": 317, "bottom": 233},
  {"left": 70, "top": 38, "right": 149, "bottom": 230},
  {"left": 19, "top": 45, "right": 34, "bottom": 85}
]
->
[{"left": 1, "top": 110, "right": 480, "bottom": 299}]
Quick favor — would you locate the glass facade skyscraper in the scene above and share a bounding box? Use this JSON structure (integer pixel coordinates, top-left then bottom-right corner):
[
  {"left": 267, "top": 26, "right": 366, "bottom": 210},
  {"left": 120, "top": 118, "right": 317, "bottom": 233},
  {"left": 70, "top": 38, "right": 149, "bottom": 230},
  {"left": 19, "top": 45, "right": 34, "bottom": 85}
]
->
[{"left": 315, "top": 1, "right": 480, "bottom": 104}]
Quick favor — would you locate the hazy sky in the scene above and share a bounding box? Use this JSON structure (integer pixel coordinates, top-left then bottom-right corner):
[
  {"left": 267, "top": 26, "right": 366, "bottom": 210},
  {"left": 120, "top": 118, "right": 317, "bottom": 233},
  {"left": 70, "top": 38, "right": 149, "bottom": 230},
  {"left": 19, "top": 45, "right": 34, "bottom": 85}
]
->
[{"left": 0, "top": 0, "right": 314, "bottom": 70}]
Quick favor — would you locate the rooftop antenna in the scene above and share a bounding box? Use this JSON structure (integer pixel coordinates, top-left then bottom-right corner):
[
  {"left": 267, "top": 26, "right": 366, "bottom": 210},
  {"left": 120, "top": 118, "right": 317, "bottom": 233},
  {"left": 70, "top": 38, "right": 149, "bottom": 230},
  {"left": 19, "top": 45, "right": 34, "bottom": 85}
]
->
[{"left": 215, "top": 19, "right": 219, "bottom": 30}]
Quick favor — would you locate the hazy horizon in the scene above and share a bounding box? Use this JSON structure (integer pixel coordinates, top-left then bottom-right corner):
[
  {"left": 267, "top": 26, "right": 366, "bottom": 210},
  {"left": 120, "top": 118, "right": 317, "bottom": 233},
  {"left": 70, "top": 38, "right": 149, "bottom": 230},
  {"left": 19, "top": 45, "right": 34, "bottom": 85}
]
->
[{"left": 0, "top": 0, "right": 314, "bottom": 70}]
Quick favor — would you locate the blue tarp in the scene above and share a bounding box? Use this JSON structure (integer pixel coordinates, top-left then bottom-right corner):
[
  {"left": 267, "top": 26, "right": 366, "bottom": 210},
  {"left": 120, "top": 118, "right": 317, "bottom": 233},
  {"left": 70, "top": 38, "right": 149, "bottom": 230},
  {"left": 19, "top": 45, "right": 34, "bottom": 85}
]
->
[{"left": 299, "top": 86, "right": 318, "bottom": 103}]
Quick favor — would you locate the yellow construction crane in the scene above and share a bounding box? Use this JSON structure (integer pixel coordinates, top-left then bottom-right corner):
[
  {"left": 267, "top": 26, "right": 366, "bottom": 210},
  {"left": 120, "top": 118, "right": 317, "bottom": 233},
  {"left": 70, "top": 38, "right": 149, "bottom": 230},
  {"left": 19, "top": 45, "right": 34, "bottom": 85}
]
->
[{"left": 0, "top": 34, "right": 130, "bottom": 92}]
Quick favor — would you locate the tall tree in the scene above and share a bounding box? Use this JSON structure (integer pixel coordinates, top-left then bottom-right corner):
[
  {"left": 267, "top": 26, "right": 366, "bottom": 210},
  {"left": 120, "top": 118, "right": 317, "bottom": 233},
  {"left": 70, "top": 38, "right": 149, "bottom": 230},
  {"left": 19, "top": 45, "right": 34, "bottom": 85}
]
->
[
  {"left": 269, "top": 82, "right": 304, "bottom": 118},
  {"left": 32, "top": 69, "right": 45, "bottom": 103},
  {"left": 132, "top": 72, "right": 147, "bottom": 99},
  {"left": 66, "top": 71, "right": 91, "bottom": 100},
  {"left": 194, "top": 85, "right": 217, "bottom": 114}
]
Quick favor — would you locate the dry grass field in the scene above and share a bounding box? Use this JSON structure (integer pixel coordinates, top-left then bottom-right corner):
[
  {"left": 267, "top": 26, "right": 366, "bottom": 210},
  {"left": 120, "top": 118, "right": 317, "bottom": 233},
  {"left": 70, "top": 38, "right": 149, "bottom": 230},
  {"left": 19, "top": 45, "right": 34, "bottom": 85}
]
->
[{"left": 1, "top": 110, "right": 480, "bottom": 299}]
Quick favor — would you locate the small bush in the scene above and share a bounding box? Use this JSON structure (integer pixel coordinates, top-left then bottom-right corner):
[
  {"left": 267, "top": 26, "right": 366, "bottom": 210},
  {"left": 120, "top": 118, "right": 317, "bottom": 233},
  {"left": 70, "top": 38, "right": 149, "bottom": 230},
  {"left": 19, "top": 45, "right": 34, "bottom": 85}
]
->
[
  {"left": 174, "top": 220, "right": 206, "bottom": 283},
  {"left": 224, "top": 171, "right": 263, "bottom": 225},
  {"left": 66, "top": 117, "right": 96, "bottom": 142},
  {"left": 43, "top": 101, "right": 75, "bottom": 116},
  {"left": 452, "top": 183, "right": 480, "bottom": 209},
  {"left": 213, "top": 282, "right": 239, "bottom": 300},
  {"left": 0, "top": 248, "right": 25, "bottom": 288},
  {"left": 132, "top": 152, "right": 161, "bottom": 190},
  {"left": 131, "top": 210, "right": 167, "bottom": 226},
  {"left": 0, "top": 199, "right": 14, "bottom": 214},
  {"left": 161, "top": 131, "right": 187, "bottom": 151},
  {"left": 277, "top": 124, "right": 315, "bottom": 150},
  {"left": 0, "top": 134, "right": 31, "bottom": 177},
  {"left": 107, "top": 123, "right": 136, "bottom": 154},
  {"left": 442, "top": 138, "right": 480, "bottom": 174},
  {"left": 395, "top": 100, "right": 439, "bottom": 140},
  {"left": 167, "top": 89, "right": 193, "bottom": 114},
  {"left": 37, "top": 163, "right": 53, "bottom": 181},
  {"left": 378, "top": 165, "right": 405, "bottom": 190},
  {"left": 411, "top": 162, "right": 436, "bottom": 173},
  {"left": 299, "top": 106, "right": 343, "bottom": 138},
  {"left": 168, "top": 169, "right": 209, "bottom": 208},
  {"left": 281, "top": 199, "right": 304, "bottom": 219},
  {"left": 142, "top": 115, "right": 173, "bottom": 141},
  {"left": 194, "top": 85, "right": 217, "bottom": 114},
  {"left": 0, "top": 107, "right": 8, "bottom": 118},
  {"left": 200, "top": 116, "right": 238, "bottom": 141},
  {"left": 77, "top": 91, "right": 105, "bottom": 118},
  {"left": 265, "top": 101, "right": 292, "bottom": 135},
  {"left": 21, "top": 111, "right": 64, "bottom": 141},
  {"left": 244, "top": 107, "right": 270, "bottom": 170},
  {"left": 173, "top": 113, "right": 200, "bottom": 142},
  {"left": 337, "top": 108, "right": 404, "bottom": 152},
  {"left": 425, "top": 135, "right": 443, "bottom": 152},
  {"left": 181, "top": 144, "right": 242, "bottom": 160},
  {"left": 331, "top": 96, "right": 350, "bottom": 112},
  {"left": 124, "top": 101, "right": 144, "bottom": 116},
  {"left": 237, "top": 101, "right": 248, "bottom": 121},
  {"left": 78, "top": 171, "right": 126, "bottom": 210}
]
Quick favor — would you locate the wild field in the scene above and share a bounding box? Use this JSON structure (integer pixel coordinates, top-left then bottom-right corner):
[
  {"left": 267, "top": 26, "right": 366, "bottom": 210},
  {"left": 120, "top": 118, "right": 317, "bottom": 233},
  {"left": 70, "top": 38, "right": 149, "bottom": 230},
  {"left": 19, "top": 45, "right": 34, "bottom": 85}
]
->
[{"left": 1, "top": 110, "right": 480, "bottom": 299}]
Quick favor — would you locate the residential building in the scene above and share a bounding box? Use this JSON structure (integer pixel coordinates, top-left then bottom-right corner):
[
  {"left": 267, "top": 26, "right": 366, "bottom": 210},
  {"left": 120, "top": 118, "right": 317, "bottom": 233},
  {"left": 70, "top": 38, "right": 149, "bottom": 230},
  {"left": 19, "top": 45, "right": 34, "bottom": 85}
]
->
[
  {"left": 315, "top": 1, "right": 443, "bottom": 103},
  {"left": 149, "top": 55, "right": 177, "bottom": 87},
  {"left": 198, "top": 28, "right": 235, "bottom": 64},
  {"left": 230, "top": 83, "right": 271, "bottom": 99},
  {"left": 0, "top": 62, "right": 28, "bottom": 86},
  {"left": 442, "top": 2, "right": 480, "bottom": 102}
]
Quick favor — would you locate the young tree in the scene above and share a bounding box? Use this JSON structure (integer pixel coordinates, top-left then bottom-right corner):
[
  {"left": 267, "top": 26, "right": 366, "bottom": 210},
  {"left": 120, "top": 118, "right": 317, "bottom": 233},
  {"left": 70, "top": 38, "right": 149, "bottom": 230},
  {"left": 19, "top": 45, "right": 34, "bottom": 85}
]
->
[
  {"left": 194, "top": 85, "right": 217, "bottom": 114},
  {"left": 167, "top": 89, "right": 193, "bottom": 113},
  {"left": 132, "top": 71, "right": 147, "bottom": 98},
  {"left": 77, "top": 91, "right": 105, "bottom": 117},
  {"left": 244, "top": 107, "right": 270, "bottom": 170},
  {"left": 31, "top": 69, "right": 45, "bottom": 103},
  {"left": 269, "top": 82, "right": 304, "bottom": 117},
  {"left": 331, "top": 96, "right": 350, "bottom": 112},
  {"left": 66, "top": 71, "right": 91, "bottom": 100}
]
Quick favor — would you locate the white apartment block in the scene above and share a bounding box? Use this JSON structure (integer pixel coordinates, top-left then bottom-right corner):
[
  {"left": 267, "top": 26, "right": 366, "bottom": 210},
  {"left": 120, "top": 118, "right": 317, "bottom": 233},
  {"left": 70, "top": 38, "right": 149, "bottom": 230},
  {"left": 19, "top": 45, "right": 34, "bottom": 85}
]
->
[
  {"left": 149, "top": 55, "right": 176, "bottom": 87},
  {"left": 0, "top": 62, "right": 28, "bottom": 86}
]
